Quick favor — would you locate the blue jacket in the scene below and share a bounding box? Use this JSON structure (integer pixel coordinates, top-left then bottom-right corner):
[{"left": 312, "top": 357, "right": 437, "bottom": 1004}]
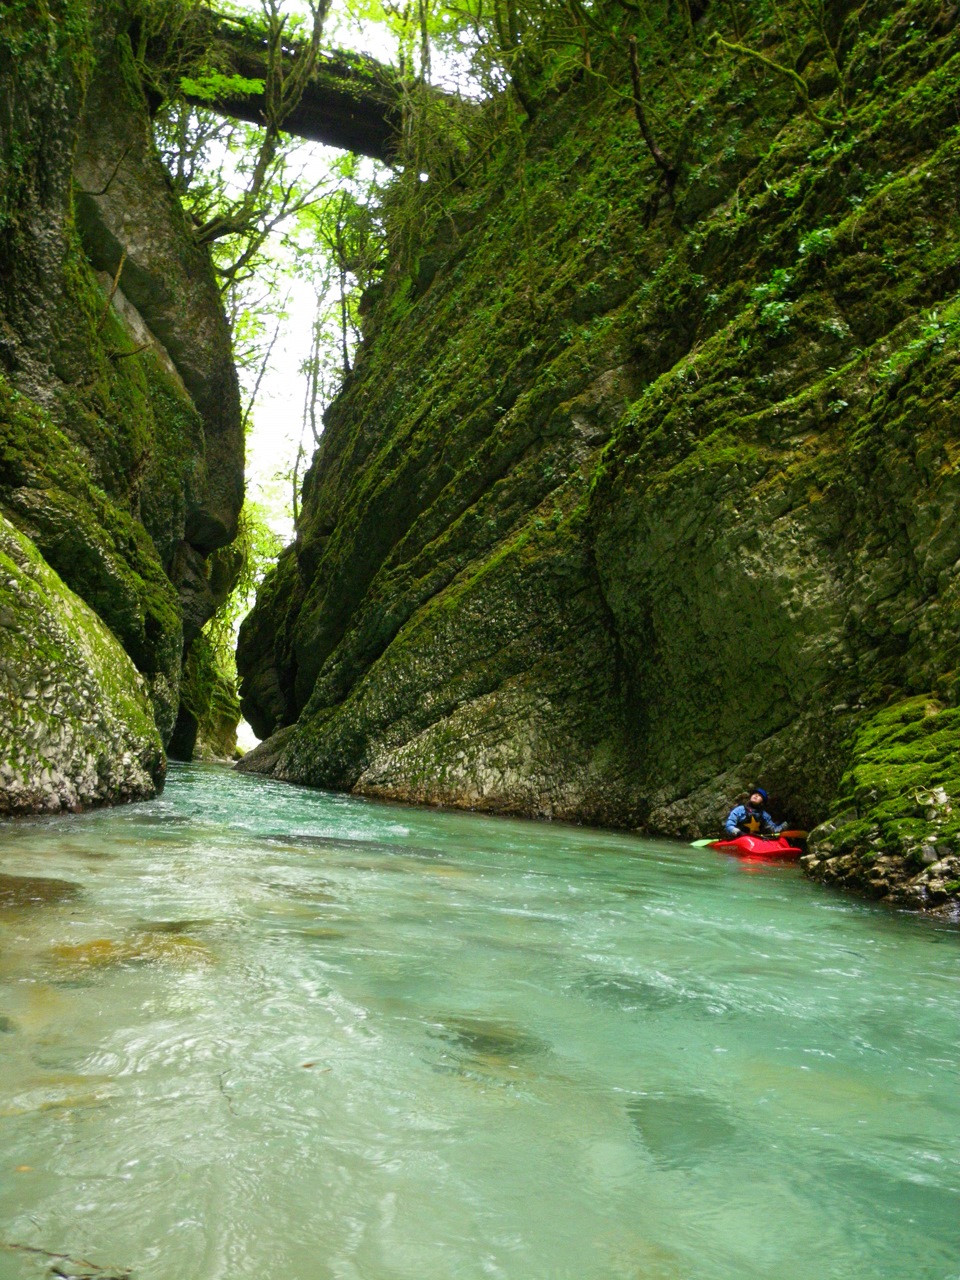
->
[{"left": 724, "top": 804, "right": 782, "bottom": 838}]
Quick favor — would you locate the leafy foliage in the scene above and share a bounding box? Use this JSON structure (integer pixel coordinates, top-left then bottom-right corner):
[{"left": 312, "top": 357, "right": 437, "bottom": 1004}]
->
[{"left": 145, "top": 0, "right": 332, "bottom": 287}]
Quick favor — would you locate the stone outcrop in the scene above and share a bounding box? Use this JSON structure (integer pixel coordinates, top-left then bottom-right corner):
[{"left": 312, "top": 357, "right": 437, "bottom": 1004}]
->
[
  {"left": 239, "top": 0, "right": 960, "bottom": 913},
  {"left": 0, "top": 515, "right": 164, "bottom": 812},
  {"left": 0, "top": 0, "right": 243, "bottom": 808},
  {"left": 169, "top": 629, "right": 243, "bottom": 763},
  {"left": 73, "top": 33, "right": 244, "bottom": 556}
]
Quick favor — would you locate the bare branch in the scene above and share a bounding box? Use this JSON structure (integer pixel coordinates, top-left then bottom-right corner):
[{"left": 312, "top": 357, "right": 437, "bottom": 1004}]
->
[
  {"left": 96, "top": 249, "right": 128, "bottom": 332},
  {"left": 627, "top": 36, "right": 678, "bottom": 187},
  {"left": 240, "top": 292, "right": 291, "bottom": 430}
]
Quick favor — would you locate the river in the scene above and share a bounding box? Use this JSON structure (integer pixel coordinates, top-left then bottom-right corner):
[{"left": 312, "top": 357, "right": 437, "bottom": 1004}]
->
[{"left": 0, "top": 763, "right": 958, "bottom": 1279}]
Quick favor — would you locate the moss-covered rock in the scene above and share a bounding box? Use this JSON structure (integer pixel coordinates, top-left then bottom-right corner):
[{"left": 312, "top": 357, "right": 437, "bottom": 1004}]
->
[
  {"left": 802, "top": 698, "right": 960, "bottom": 910},
  {"left": 238, "top": 0, "right": 960, "bottom": 911},
  {"left": 0, "top": 0, "right": 244, "bottom": 762},
  {"left": 169, "top": 629, "right": 241, "bottom": 763},
  {"left": 0, "top": 369, "right": 184, "bottom": 737},
  {"left": 0, "top": 514, "right": 164, "bottom": 812}
]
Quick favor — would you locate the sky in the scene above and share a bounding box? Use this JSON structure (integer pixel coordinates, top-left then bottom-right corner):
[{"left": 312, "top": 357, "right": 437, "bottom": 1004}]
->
[
  {"left": 240, "top": 145, "right": 383, "bottom": 545},
  {"left": 243, "top": 235, "right": 321, "bottom": 546}
]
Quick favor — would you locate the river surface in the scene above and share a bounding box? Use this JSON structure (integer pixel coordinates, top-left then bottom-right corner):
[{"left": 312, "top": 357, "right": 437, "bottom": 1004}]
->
[{"left": 0, "top": 763, "right": 958, "bottom": 1280}]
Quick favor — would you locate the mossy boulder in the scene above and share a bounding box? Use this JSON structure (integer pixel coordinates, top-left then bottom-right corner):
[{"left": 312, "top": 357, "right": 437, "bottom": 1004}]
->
[
  {"left": 802, "top": 698, "right": 960, "bottom": 911},
  {"left": 0, "top": 514, "right": 164, "bottom": 813}
]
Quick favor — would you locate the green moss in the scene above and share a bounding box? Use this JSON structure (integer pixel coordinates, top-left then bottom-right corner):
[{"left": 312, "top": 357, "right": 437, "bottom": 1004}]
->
[
  {"left": 0, "top": 369, "right": 182, "bottom": 693},
  {"left": 55, "top": 234, "right": 207, "bottom": 560},
  {"left": 170, "top": 629, "right": 241, "bottom": 761},
  {"left": 819, "top": 698, "right": 960, "bottom": 860},
  {"left": 0, "top": 0, "right": 93, "bottom": 233}
]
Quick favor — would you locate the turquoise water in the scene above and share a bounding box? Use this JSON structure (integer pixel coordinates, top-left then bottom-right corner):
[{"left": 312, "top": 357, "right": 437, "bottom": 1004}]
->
[{"left": 0, "top": 763, "right": 958, "bottom": 1280}]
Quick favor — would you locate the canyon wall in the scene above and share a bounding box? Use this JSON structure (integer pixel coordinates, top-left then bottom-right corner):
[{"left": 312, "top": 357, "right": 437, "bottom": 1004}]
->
[
  {"left": 239, "top": 0, "right": 960, "bottom": 911},
  {"left": 0, "top": 0, "right": 243, "bottom": 809}
]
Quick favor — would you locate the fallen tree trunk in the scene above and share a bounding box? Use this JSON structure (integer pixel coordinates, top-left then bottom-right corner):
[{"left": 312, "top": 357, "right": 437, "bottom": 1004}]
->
[{"left": 148, "top": 12, "right": 406, "bottom": 162}]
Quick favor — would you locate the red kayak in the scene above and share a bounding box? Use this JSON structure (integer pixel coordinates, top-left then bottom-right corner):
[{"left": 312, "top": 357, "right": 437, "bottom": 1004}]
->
[{"left": 710, "top": 835, "right": 802, "bottom": 860}]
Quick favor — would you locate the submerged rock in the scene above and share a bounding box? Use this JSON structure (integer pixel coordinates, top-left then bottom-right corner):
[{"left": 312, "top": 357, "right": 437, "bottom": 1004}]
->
[
  {"left": 627, "top": 1094, "right": 738, "bottom": 1169},
  {"left": 0, "top": 515, "right": 164, "bottom": 813},
  {"left": 50, "top": 932, "right": 213, "bottom": 970},
  {"left": 0, "top": 872, "right": 80, "bottom": 909}
]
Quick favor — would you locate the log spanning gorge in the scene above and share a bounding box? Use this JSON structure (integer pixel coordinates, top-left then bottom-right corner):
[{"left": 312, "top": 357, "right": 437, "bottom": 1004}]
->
[{"left": 148, "top": 10, "right": 410, "bottom": 161}]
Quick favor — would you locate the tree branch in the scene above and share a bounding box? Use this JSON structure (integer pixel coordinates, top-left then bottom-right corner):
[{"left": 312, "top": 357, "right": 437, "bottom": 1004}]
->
[
  {"left": 627, "top": 36, "right": 677, "bottom": 187},
  {"left": 709, "top": 33, "right": 844, "bottom": 130}
]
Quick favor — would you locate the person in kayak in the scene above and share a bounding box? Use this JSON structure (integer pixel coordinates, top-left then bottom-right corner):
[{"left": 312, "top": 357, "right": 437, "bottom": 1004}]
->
[{"left": 723, "top": 789, "right": 786, "bottom": 839}]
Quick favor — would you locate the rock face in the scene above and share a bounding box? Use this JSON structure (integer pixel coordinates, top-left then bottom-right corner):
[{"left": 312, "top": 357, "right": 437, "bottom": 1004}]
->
[
  {"left": 73, "top": 34, "right": 244, "bottom": 557},
  {"left": 169, "top": 630, "right": 242, "bottom": 763},
  {"left": 0, "top": 515, "right": 164, "bottom": 812},
  {"left": 0, "top": 0, "right": 244, "bottom": 807},
  {"left": 239, "top": 0, "right": 960, "bottom": 912}
]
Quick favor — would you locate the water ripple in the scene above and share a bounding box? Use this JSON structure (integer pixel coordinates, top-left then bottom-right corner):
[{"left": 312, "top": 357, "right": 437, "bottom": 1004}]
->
[{"left": 0, "top": 762, "right": 957, "bottom": 1280}]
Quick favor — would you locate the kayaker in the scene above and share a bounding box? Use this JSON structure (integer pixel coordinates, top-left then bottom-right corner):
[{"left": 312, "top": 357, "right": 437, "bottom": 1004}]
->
[{"left": 723, "top": 789, "right": 786, "bottom": 839}]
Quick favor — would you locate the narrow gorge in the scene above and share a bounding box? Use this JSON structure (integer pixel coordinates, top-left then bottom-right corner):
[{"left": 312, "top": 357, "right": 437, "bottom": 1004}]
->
[
  {"left": 1, "top": 4, "right": 960, "bottom": 1274},
  {"left": 238, "top": 0, "right": 960, "bottom": 913}
]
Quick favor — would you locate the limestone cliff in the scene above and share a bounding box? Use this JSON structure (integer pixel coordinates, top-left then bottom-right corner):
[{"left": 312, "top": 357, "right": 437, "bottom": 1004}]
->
[
  {"left": 0, "top": 0, "right": 244, "bottom": 810},
  {"left": 239, "top": 0, "right": 960, "bottom": 912}
]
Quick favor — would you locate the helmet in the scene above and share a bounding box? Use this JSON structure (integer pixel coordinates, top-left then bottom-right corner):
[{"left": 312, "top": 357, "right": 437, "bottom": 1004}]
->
[{"left": 751, "top": 787, "right": 769, "bottom": 804}]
